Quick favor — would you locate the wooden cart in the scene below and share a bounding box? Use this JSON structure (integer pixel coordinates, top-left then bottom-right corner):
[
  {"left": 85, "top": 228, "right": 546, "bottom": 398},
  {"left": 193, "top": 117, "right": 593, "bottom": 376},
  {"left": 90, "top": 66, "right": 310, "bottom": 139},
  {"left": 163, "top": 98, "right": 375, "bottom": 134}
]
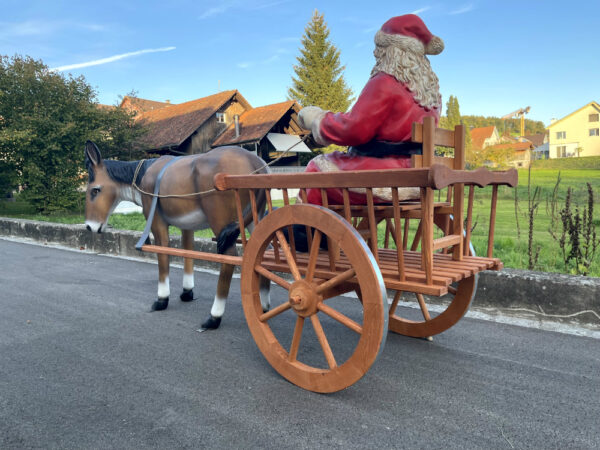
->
[{"left": 142, "top": 118, "right": 517, "bottom": 393}]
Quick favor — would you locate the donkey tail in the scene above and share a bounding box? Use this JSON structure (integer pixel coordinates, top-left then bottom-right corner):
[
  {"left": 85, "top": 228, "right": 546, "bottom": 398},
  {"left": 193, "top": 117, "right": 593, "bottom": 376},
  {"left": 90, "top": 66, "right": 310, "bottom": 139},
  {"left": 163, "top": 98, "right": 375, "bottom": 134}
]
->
[{"left": 216, "top": 222, "right": 240, "bottom": 254}]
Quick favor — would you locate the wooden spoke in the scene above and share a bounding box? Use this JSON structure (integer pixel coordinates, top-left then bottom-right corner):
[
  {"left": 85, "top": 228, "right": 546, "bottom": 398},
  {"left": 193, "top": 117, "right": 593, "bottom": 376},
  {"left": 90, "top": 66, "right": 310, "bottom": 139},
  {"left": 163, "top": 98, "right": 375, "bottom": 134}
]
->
[
  {"left": 310, "top": 314, "right": 337, "bottom": 369},
  {"left": 389, "top": 290, "right": 403, "bottom": 315},
  {"left": 415, "top": 293, "right": 432, "bottom": 321},
  {"left": 305, "top": 229, "right": 322, "bottom": 282},
  {"left": 254, "top": 264, "right": 291, "bottom": 290},
  {"left": 316, "top": 268, "right": 356, "bottom": 295},
  {"left": 288, "top": 316, "right": 304, "bottom": 362},
  {"left": 318, "top": 303, "right": 362, "bottom": 334},
  {"left": 259, "top": 301, "right": 291, "bottom": 322},
  {"left": 275, "top": 230, "right": 301, "bottom": 281}
]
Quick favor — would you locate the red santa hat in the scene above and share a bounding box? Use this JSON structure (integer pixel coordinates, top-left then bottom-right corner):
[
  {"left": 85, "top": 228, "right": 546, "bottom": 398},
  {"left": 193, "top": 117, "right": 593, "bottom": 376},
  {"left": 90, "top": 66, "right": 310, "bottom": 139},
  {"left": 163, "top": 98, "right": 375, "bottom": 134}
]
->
[{"left": 374, "top": 14, "right": 444, "bottom": 55}]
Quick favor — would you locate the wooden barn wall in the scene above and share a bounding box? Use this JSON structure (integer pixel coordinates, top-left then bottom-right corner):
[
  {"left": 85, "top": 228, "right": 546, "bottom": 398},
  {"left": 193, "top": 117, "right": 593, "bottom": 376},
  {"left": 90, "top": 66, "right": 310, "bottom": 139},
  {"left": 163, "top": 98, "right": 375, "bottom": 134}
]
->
[{"left": 180, "top": 99, "right": 250, "bottom": 154}]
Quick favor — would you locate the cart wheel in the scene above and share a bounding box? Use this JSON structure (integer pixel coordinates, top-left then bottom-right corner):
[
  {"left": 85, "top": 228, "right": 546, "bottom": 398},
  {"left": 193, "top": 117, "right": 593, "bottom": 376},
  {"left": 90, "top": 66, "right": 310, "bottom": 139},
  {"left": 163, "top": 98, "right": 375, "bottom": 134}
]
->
[
  {"left": 388, "top": 275, "right": 477, "bottom": 338},
  {"left": 241, "top": 204, "right": 388, "bottom": 393},
  {"left": 388, "top": 213, "right": 478, "bottom": 338}
]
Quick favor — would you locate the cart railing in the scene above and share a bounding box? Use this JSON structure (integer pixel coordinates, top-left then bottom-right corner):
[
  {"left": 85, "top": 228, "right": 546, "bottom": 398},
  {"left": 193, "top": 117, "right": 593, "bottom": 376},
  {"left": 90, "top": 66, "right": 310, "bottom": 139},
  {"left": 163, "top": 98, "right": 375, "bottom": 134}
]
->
[{"left": 214, "top": 164, "right": 517, "bottom": 291}]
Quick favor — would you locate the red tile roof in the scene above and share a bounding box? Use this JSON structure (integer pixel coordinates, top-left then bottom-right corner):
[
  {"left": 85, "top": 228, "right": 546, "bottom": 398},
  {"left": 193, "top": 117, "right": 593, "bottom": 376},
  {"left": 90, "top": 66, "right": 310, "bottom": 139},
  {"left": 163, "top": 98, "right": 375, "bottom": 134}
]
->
[
  {"left": 136, "top": 90, "right": 249, "bottom": 150},
  {"left": 470, "top": 126, "right": 496, "bottom": 149},
  {"left": 523, "top": 134, "right": 545, "bottom": 147},
  {"left": 120, "top": 96, "right": 172, "bottom": 114},
  {"left": 212, "top": 100, "right": 301, "bottom": 147},
  {"left": 487, "top": 141, "right": 534, "bottom": 152}
]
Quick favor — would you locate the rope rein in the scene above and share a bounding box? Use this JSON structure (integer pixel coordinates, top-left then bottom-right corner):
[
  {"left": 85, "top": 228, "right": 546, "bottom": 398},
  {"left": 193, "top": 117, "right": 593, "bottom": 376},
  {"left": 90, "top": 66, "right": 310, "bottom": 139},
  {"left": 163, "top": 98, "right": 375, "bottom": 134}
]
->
[{"left": 131, "top": 134, "right": 311, "bottom": 199}]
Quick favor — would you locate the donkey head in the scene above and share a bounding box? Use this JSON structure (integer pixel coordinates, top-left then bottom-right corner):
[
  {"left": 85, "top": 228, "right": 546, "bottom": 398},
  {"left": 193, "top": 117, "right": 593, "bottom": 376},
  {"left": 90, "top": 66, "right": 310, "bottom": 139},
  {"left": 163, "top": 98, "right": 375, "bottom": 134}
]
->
[{"left": 84, "top": 141, "right": 120, "bottom": 233}]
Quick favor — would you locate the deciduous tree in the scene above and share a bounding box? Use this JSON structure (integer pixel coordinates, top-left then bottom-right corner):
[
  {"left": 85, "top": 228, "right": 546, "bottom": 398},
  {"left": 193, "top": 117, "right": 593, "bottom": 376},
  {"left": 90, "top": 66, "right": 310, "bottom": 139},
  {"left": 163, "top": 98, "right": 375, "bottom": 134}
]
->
[{"left": 0, "top": 55, "right": 142, "bottom": 212}]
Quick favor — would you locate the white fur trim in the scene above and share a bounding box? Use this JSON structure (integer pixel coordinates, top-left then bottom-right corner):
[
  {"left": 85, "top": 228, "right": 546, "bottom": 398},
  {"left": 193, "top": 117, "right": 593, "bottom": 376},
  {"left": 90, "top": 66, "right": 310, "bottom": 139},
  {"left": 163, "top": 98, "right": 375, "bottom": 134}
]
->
[
  {"left": 311, "top": 111, "right": 333, "bottom": 147},
  {"left": 374, "top": 30, "right": 425, "bottom": 54},
  {"left": 374, "top": 30, "right": 444, "bottom": 56}
]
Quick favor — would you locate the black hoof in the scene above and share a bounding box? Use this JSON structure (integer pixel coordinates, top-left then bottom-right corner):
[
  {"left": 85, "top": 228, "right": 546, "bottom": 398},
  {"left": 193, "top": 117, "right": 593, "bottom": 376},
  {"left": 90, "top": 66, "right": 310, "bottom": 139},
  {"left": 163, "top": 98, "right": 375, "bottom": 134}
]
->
[
  {"left": 151, "top": 297, "right": 169, "bottom": 311},
  {"left": 201, "top": 315, "right": 221, "bottom": 330},
  {"left": 180, "top": 289, "right": 195, "bottom": 302}
]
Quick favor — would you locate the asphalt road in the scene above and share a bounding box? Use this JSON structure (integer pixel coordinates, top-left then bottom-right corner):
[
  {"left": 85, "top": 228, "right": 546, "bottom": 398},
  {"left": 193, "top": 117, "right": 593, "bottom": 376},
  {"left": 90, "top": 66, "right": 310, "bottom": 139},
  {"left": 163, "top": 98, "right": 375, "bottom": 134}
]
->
[{"left": 1, "top": 239, "right": 599, "bottom": 449}]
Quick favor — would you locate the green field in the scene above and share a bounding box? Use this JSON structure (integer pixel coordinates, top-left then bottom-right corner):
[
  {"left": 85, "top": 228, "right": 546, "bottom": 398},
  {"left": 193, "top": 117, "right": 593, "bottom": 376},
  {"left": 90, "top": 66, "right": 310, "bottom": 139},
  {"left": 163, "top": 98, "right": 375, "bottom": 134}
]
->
[{"left": 2, "top": 168, "right": 599, "bottom": 276}]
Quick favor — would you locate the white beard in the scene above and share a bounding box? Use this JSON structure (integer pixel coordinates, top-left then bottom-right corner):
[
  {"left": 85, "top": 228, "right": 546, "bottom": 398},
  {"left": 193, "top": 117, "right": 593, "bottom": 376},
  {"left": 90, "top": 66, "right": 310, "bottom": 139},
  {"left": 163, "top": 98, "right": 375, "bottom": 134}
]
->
[{"left": 370, "top": 45, "right": 441, "bottom": 111}]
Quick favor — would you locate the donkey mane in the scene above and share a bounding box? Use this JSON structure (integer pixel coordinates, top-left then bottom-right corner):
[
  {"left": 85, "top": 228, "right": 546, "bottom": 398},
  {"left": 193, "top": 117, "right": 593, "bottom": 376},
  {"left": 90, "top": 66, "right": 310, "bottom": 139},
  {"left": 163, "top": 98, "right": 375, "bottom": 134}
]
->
[{"left": 87, "top": 158, "right": 157, "bottom": 185}]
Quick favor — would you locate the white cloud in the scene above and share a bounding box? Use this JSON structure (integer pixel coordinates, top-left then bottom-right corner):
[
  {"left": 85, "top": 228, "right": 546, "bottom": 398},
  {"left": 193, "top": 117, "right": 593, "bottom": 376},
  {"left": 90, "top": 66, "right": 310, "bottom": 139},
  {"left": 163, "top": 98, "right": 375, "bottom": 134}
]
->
[
  {"left": 50, "top": 47, "right": 176, "bottom": 72},
  {"left": 411, "top": 6, "right": 431, "bottom": 15},
  {"left": 199, "top": 5, "right": 232, "bottom": 19},
  {"left": 449, "top": 4, "right": 474, "bottom": 15},
  {"left": 199, "top": 0, "right": 291, "bottom": 19}
]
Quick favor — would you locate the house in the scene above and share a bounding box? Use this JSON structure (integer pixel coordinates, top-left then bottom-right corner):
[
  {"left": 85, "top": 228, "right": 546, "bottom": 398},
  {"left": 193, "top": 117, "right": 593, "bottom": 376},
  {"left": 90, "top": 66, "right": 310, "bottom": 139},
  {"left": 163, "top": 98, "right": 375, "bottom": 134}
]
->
[
  {"left": 470, "top": 126, "right": 501, "bottom": 149},
  {"left": 484, "top": 140, "right": 534, "bottom": 168},
  {"left": 133, "top": 90, "right": 252, "bottom": 155},
  {"left": 211, "top": 100, "right": 310, "bottom": 167},
  {"left": 523, "top": 133, "right": 549, "bottom": 160},
  {"left": 120, "top": 96, "right": 172, "bottom": 115},
  {"left": 547, "top": 101, "right": 600, "bottom": 158}
]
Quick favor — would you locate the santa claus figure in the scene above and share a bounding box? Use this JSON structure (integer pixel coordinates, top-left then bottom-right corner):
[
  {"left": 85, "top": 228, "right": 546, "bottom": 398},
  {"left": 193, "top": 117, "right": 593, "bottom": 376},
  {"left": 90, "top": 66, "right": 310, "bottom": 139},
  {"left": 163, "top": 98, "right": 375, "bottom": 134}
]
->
[{"left": 298, "top": 14, "right": 444, "bottom": 205}]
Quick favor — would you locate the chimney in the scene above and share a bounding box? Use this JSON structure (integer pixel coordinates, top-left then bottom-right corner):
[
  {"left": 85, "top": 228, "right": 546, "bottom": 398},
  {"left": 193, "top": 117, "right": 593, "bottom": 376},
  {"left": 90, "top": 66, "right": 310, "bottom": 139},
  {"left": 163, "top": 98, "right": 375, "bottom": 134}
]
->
[
  {"left": 234, "top": 114, "right": 240, "bottom": 138},
  {"left": 550, "top": 118, "right": 557, "bottom": 124}
]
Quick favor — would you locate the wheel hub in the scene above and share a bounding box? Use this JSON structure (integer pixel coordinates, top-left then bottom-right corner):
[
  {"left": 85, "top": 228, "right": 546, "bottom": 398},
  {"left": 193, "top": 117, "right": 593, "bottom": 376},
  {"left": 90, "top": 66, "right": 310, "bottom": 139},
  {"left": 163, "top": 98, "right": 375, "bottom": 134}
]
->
[{"left": 288, "top": 280, "right": 321, "bottom": 317}]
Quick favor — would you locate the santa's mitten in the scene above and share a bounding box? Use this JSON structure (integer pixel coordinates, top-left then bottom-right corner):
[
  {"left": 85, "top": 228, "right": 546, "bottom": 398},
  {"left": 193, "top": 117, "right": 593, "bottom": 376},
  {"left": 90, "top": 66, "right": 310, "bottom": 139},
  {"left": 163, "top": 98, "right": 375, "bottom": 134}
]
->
[
  {"left": 298, "top": 106, "right": 330, "bottom": 146},
  {"left": 298, "top": 106, "right": 325, "bottom": 129}
]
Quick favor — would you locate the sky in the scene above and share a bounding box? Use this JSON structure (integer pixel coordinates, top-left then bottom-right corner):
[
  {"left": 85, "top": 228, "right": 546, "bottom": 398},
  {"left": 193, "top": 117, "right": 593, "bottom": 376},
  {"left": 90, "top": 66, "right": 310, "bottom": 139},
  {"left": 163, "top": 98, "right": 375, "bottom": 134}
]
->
[{"left": 1, "top": 0, "right": 599, "bottom": 125}]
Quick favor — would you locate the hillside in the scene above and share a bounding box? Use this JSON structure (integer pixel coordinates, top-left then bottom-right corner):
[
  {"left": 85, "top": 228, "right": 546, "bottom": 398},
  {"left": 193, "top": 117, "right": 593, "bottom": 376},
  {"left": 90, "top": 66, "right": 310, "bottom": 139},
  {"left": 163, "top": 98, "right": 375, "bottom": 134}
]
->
[{"left": 531, "top": 156, "right": 600, "bottom": 170}]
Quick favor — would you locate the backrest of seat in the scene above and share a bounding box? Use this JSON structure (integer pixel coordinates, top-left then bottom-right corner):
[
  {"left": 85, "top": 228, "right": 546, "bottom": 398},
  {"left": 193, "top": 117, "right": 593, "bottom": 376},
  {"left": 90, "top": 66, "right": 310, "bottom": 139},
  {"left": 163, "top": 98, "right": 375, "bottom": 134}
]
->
[{"left": 410, "top": 116, "right": 465, "bottom": 170}]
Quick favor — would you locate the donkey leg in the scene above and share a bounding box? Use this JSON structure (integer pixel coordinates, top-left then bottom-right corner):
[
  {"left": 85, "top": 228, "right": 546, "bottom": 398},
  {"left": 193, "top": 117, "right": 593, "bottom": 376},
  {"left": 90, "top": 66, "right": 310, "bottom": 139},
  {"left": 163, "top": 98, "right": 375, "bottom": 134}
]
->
[
  {"left": 180, "top": 230, "right": 195, "bottom": 302},
  {"left": 151, "top": 221, "right": 171, "bottom": 311},
  {"left": 201, "top": 246, "right": 237, "bottom": 330}
]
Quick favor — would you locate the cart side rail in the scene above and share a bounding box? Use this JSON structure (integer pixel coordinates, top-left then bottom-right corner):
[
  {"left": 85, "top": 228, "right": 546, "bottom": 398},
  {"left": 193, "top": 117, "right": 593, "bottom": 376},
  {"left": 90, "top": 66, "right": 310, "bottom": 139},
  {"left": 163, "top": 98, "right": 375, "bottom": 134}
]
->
[{"left": 214, "top": 166, "right": 516, "bottom": 287}]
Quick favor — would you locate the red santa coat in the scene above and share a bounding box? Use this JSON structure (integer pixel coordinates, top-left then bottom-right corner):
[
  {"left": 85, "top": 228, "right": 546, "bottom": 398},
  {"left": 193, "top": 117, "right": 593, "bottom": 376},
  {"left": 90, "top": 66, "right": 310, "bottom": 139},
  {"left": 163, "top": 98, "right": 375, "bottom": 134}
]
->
[
  {"left": 318, "top": 72, "right": 439, "bottom": 145},
  {"left": 306, "top": 72, "right": 440, "bottom": 205}
]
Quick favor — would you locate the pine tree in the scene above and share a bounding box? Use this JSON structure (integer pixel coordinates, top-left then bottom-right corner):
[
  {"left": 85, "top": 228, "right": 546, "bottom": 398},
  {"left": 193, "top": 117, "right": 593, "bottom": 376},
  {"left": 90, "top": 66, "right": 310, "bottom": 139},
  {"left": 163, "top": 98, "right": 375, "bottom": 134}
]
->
[{"left": 288, "top": 10, "right": 353, "bottom": 112}]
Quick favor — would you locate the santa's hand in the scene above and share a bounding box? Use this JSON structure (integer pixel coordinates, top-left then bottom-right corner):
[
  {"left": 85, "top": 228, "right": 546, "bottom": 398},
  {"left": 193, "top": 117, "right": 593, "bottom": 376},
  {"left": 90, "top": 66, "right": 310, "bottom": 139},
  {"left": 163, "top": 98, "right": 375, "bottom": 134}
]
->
[{"left": 298, "top": 106, "right": 326, "bottom": 130}]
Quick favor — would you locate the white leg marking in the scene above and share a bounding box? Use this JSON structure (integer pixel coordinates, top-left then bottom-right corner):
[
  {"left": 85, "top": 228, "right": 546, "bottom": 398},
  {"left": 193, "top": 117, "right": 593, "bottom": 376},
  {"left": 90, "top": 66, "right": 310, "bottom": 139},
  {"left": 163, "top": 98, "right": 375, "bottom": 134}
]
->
[
  {"left": 260, "top": 285, "right": 271, "bottom": 311},
  {"left": 158, "top": 277, "right": 170, "bottom": 299},
  {"left": 210, "top": 296, "right": 226, "bottom": 318},
  {"left": 183, "top": 273, "right": 194, "bottom": 290}
]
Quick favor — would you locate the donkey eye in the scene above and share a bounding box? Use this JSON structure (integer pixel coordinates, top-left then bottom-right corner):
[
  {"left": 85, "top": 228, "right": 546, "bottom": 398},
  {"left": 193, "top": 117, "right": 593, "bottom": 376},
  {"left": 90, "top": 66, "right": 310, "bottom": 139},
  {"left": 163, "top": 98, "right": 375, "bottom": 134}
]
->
[{"left": 91, "top": 187, "right": 101, "bottom": 198}]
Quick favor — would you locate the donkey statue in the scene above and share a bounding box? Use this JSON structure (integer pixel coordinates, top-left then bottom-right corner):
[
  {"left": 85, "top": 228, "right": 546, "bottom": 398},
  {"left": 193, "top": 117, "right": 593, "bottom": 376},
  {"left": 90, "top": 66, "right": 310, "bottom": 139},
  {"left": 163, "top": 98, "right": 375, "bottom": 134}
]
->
[{"left": 83, "top": 141, "right": 270, "bottom": 329}]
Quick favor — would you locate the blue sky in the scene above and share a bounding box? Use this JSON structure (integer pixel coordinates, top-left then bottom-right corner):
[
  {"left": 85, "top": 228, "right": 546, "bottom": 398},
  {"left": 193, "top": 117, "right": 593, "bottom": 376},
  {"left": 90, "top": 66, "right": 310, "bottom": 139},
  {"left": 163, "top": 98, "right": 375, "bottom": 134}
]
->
[{"left": 2, "top": 0, "right": 599, "bottom": 124}]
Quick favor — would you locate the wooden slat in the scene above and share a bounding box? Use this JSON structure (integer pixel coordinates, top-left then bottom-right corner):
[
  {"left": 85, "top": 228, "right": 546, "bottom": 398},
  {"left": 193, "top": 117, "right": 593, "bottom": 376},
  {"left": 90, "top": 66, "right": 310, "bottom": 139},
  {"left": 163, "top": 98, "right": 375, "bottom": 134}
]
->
[
  {"left": 488, "top": 185, "right": 498, "bottom": 258},
  {"left": 214, "top": 168, "right": 433, "bottom": 190},
  {"left": 140, "top": 245, "right": 243, "bottom": 266},
  {"left": 433, "top": 234, "right": 462, "bottom": 251},
  {"left": 412, "top": 121, "right": 456, "bottom": 147},
  {"left": 233, "top": 190, "right": 247, "bottom": 247},
  {"left": 420, "top": 187, "right": 434, "bottom": 285}
]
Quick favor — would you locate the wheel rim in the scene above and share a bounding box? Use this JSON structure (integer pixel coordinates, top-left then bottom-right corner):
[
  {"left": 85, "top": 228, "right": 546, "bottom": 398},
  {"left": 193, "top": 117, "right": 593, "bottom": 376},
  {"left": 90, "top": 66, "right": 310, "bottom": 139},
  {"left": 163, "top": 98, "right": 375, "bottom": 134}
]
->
[
  {"left": 388, "top": 213, "right": 478, "bottom": 338},
  {"left": 241, "top": 204, "right": 387, "bottom": 393}
]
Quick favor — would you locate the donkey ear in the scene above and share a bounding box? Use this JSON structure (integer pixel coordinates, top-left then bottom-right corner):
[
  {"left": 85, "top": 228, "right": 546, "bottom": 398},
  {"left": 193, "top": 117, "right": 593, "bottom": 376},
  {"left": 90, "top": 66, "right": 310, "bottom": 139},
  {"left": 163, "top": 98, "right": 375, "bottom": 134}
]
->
[{"left": 85, "top": 140, "right": 102, "bottom": 166}]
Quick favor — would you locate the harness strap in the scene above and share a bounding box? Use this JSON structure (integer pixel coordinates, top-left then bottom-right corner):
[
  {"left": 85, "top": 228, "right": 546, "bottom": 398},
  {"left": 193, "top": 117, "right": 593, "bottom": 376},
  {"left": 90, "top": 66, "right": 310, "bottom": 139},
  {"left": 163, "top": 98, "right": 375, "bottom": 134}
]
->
[{"left": 135, "top": 157, "right": 182, "bottom": 250}]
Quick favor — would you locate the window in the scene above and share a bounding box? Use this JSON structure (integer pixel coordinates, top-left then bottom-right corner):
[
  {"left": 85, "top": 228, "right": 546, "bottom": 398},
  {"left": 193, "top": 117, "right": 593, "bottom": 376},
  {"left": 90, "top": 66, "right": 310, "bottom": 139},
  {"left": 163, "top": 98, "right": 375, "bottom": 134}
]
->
[
  {"left": 557, "top": 146, "right": 567, "bottom": 158},
  {"left": 590, "top": 128, "right": 600, "bottom": 137},
  {"left": 589, "top": 113, "right": 599, "bottom": 122},
  {"left": 216, "top": 112, "right": 226, "bottom": 123},
  {"left": 556, "top": 131, "right": 566, "bottom": 139}
]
